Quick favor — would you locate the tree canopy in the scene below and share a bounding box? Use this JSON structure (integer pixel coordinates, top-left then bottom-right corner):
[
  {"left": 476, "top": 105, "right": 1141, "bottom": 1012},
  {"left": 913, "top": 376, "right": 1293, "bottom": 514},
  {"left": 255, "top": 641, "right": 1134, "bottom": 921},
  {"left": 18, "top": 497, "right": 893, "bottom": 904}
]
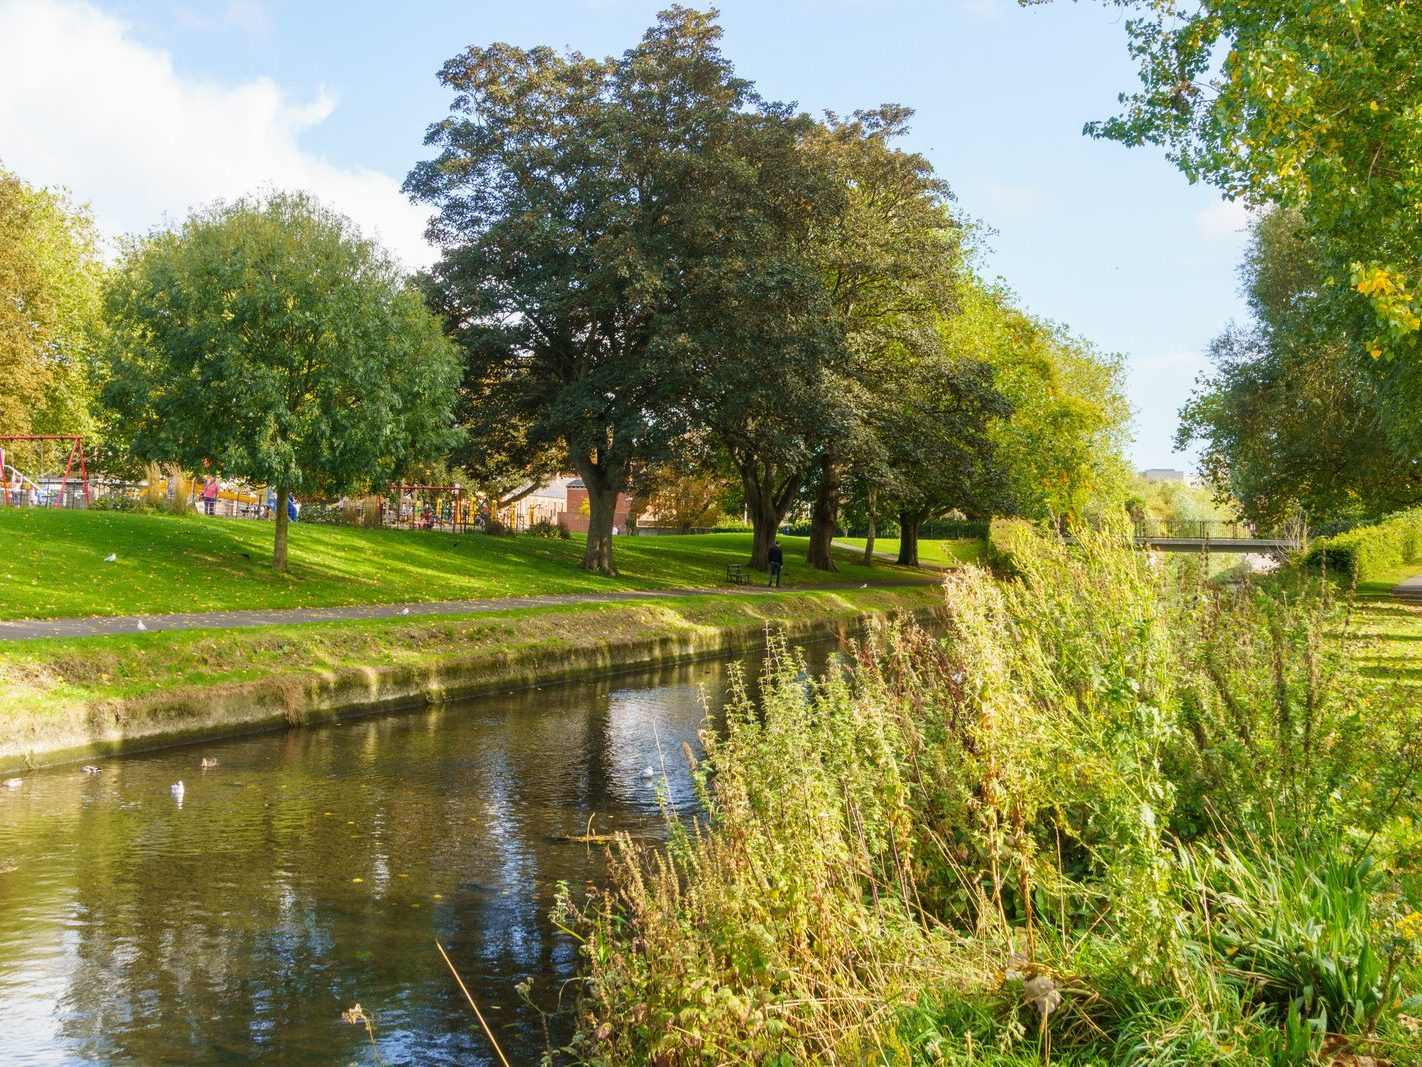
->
[
  {"left": 1179, "top": 208, "right": 1422, "bottom": 525},
  {"left": 1069, "top": 0, "right": 1422, "bottom": 357},
  {"left": 0, "top": 164, "right": 104, "bottom": 441},
  {"left": 101, "top": 192, "right": 460, "bottom": 570},
  {"left": 407, "top": 7, "right": 843, "bottom": 574}
]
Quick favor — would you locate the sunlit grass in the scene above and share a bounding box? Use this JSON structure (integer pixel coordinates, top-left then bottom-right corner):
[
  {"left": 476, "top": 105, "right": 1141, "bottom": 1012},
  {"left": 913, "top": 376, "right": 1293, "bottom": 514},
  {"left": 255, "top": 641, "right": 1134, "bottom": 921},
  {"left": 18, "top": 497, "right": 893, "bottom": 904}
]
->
[
  {"left": 836, "top": 536, "right": 984, "bottom": 567},
  {"left": 1344, "top": 562, "right": 1422, "bottom": 683},
  {"left": 0, "top": 509, "right": 922, "bottom": 620}
]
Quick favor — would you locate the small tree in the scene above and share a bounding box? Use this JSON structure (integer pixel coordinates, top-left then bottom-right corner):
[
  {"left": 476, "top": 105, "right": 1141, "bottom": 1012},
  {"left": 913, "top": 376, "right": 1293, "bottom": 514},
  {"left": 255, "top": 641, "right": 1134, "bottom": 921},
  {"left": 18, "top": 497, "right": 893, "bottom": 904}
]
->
[{"left": 102, "top": 192, "right": 460, "bottom": 571}]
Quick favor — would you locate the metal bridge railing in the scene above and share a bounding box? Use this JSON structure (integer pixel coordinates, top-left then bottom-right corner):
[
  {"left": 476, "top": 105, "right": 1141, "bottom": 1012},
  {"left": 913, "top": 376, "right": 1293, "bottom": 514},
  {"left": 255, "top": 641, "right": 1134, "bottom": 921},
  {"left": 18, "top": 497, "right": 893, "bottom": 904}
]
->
[{"left": 1131, "top": 518, "right": 1305, "bottom": 546}]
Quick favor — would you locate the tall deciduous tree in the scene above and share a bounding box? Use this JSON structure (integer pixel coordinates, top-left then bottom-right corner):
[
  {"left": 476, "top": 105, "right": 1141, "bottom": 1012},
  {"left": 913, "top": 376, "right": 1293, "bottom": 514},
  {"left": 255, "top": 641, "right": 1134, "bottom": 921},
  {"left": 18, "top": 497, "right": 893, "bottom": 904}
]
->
[
  {"left": 801, "top": 107, "right": 962, "bottom": 570},
  {"left": 0, "top": 164, "right": 103, "bottom": 440},
  {"left": 408, "top": 8, "right": 831, "bottom": 575},
  {"left": 101, "top": 192, "right": 460, "bottom": 571},
  {"left": 877, "top": 355, "right": 1011, "bottom": 566},
  {"left": 1179, "top": 208, "right": 1422, "bottom": 524}
]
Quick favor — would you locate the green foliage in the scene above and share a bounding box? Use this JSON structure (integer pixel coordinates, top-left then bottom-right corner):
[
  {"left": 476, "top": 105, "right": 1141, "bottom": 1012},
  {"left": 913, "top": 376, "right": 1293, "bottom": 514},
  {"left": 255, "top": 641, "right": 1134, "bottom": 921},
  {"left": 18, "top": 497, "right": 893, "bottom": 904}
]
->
[
  {"left": 944, "top": 282, "right": 1132, "bottom": 524},
  {"left": 1125, "top": 474, "right": 1229, "bottom": 525},
  {"left": 100, "top": 191, "right": 460, "bottom": 570},
  {"left": 525, "top": 519, "right": 570, "bottom": 540},
  {"left": 0, "top": 163, "right": 104, "bottom": 439},
  {"left": 408, "top": 8, "right": 841, "bottom": 576},
  {"left": 1305, "top": 508, "right": 1422, "bottom": 581},
  {"left": 1178, "top": 209, "right": 1422, "bottom": 526},
  {"left": 1072, "top": 0, "right": 1422, "bottom": 356},
  {"left": 572, "top": 526, "right": 1422, "bottom": 1064}
]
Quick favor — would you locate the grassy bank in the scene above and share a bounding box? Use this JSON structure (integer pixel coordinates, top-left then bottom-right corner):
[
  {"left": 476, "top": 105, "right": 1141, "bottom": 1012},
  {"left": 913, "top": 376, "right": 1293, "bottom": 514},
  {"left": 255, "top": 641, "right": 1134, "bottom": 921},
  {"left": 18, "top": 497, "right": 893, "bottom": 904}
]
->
[
  {"left": 837, "top": 536, "right": 984, "bottom": 567},
  {"left": 0, "top": 584, "right": 939, "bottom": 769},
  {"left": 570, "top": 528, "right": 1422, "bottom": 1065},
  {"left": 0, "top": 509, "right": 916, "bottom": 620}
]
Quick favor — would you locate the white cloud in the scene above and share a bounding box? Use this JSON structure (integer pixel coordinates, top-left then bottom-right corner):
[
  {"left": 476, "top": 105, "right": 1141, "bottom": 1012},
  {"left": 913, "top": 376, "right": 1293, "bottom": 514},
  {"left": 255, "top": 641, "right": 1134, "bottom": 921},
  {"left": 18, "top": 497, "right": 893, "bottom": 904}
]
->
[
  {"left": 173, "top": 0, "right": 270, "bottom": 40},
  {"left": 0, "top": 0, "right": 433, "bottom": 268},
  {"left": 1194, "top": 196, "right": 1252, "bottom": 245}
]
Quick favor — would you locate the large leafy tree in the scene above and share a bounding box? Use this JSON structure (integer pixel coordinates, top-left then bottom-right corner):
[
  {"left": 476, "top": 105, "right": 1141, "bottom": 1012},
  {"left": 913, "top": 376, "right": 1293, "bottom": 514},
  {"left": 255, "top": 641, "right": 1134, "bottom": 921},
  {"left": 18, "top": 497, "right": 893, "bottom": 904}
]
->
[
  {"left": 1179, "top": 208, "right": 1422, "bottom": 524},
  {"left": 0, "top": 164, "right": 103, "bottom": 441},
  {"left": 1061, "top": 0, "right": 1422, "bottom": 356},
  {"left": 102, "top": 192, "right": 460, "bottom": 571},
  {"left": 800, "top": 107, "right": 963, "bottom": 570},
  {"left": 408, "top": 8, "right": 833, "bottom": 575},
  {"left": 877, "top": 353, "right": 1011, "bottom": 566}
]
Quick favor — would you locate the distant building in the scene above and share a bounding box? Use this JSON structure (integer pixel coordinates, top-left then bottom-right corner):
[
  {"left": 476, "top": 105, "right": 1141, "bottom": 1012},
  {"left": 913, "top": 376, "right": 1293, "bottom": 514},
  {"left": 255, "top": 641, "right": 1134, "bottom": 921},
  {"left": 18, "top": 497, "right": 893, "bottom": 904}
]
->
[
  {"left": 562, "top": 478, "right": 634, "bottom": 533},
  {"left": 1139, "top": 468, "right": 1187, "bottom": 483}
]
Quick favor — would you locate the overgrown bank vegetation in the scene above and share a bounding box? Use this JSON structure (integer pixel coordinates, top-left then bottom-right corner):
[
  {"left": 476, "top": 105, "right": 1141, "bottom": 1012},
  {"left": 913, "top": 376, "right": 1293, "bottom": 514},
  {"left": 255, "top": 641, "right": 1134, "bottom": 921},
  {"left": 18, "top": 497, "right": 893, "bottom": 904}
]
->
[{"left": 567, "top": 529, "right": 1422, "bottom": 1064}]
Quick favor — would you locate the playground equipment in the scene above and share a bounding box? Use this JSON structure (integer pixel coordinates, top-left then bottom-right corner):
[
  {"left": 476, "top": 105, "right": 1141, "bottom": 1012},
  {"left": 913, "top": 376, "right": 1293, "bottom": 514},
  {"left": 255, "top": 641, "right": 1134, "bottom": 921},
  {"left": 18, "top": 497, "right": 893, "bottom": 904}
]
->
[
  {"left": 0, "top": 436, "right": 89, "bottom": 508},
  {"left": 385, "top": 484, "right": 469, "bottom": 532}
]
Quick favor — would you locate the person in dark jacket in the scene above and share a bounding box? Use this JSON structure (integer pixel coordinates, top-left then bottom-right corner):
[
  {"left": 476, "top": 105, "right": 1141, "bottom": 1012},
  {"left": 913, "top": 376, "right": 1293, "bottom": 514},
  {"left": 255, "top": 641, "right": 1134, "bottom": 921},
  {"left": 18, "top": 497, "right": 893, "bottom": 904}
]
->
[{"left": 768, "top": 540, "right": 784, "bottom": 587}]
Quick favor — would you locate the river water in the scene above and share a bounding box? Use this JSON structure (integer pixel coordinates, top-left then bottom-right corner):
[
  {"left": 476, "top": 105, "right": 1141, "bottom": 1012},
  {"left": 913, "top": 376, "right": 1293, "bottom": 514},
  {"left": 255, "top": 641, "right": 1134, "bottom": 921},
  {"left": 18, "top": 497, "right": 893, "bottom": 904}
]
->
[{"left": 0, "top": 636, "right": 847, "bottom": 1065}]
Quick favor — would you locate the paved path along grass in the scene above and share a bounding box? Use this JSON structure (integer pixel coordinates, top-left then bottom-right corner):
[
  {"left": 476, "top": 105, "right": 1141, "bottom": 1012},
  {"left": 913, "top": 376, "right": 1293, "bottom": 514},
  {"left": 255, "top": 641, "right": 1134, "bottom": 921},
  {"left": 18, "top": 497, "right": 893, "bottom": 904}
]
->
[
  {"left": 0, "top": 577, "right": 939, "bottom": 641},
  {"left": 1392, "top": 571, "right": 1422, "bottom": 605}
]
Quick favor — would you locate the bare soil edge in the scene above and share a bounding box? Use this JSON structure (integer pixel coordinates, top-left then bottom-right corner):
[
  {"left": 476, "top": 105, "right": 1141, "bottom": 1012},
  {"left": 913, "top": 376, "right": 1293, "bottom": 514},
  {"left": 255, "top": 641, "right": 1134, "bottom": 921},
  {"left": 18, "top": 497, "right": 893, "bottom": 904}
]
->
[{"left": 0, "top": 599, "right": 933, "bottom": 773}]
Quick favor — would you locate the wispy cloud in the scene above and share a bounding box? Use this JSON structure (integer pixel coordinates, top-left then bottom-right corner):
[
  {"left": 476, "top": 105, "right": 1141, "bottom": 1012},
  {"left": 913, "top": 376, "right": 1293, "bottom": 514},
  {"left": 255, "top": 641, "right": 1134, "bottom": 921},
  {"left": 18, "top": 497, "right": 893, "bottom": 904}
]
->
[
  {"left": 1194, "top": 196, "right": 1252, "bottom": 244},
  {"left": 173, "top": 0, "right": 270, "bottom": 40},
  {"left": 0, "top": 0, "right": 431, "bottom": 267}
]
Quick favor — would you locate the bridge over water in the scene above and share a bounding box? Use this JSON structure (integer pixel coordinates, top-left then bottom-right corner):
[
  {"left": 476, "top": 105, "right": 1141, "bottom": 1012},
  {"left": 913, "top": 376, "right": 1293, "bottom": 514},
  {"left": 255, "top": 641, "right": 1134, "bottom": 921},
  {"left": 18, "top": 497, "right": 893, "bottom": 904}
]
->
[{"left": 1130, "top": 519, "right": 1304, "bottom": 553}]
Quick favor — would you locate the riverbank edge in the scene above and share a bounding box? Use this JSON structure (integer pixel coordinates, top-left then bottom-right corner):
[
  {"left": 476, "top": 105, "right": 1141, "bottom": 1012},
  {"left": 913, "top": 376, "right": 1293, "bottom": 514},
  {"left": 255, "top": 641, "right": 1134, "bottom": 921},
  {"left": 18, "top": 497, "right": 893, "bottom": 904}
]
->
[{"left": 0, "top": 587, "right": 939, "bottom": 773}]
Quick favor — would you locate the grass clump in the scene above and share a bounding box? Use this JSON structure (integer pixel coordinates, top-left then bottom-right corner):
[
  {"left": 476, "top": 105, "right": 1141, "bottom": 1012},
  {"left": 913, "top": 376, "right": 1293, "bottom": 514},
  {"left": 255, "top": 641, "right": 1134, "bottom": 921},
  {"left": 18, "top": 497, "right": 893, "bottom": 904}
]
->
[{"left": 567, "top": 526, "right": 1422, "bottom": 1065}]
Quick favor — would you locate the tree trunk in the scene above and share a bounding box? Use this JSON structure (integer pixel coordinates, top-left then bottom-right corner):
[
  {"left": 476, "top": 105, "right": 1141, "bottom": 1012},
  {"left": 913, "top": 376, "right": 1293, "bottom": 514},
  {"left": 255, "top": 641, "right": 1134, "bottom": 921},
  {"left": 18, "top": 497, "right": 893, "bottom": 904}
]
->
[
  {"left": 573, "top": 457, "right": 620, "bottom": 576},
  {"left": 273, "top": 487, "right": 290, "bottom": 572},
  {"left": 896, "top": 509, "right": 922, "bottom": 568},
  {"left": 806, "top": 454, "right": 840, "bottom": 572},
  {"left": 746, "top": 485, "right": 781, "bottom": 571},
  {"left": 862, "top": 486, "right": 877, "bottom": 567}
]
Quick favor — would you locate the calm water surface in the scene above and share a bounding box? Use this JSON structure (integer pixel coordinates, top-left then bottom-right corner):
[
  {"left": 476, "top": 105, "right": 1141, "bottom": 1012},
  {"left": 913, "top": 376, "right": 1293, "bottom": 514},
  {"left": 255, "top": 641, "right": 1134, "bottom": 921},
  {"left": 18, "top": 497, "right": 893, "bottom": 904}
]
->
[{"left": 0, "top": 637, "right": 846, "bottom": 1065}]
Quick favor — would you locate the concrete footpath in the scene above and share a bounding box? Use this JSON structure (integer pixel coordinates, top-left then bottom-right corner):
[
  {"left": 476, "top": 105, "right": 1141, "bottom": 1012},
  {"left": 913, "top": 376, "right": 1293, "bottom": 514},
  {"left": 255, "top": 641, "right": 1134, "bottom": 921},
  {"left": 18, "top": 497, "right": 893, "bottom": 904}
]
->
[
  {"left": 1393, "top": 573, "right": 1422, "bottom": 606},
  {"left": 0, "top": 577, "right": 940, "bottom": 642}
]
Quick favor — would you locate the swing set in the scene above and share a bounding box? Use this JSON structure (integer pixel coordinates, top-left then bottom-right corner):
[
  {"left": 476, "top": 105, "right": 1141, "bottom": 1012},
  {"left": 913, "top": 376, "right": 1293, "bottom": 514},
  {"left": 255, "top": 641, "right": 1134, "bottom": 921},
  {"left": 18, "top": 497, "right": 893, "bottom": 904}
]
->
[
  {"left": 385, "top": 484, "right": 470, "bottom": 532},
  {"left": 0, "top": 436, "right": 89, "bottom": 508}
]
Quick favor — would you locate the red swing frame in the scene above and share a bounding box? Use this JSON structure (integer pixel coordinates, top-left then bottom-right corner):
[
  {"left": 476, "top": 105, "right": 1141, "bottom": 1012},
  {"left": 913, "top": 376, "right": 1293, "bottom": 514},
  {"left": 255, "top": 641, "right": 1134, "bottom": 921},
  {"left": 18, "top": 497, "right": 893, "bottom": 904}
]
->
[{"left": 0, "top": 435, "right": 90, "bottom": 508}]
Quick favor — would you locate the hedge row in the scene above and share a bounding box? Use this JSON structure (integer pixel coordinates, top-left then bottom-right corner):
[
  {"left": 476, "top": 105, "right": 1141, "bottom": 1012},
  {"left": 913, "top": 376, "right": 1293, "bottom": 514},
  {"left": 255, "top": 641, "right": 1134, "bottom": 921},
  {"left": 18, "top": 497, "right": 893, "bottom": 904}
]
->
[{"left": 1302, "top": 508, "right": 1422, "bottom": 580}]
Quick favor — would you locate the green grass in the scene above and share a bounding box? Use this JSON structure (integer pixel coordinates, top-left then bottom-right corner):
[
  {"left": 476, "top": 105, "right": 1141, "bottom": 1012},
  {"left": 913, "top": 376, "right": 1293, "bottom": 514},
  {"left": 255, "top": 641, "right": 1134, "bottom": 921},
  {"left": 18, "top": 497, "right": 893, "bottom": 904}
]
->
[
  {"left": 0, "top": 509, "right": 924, "bottom": 621},
  {"left": 836, "top": 537, "right": 985, "bottom": 567},
  {"left": 1347, "top": 561, "right": 1422, "bottom": 682},
  {"left": 0, "top": 585, "right": 940, "bottom": 720}
]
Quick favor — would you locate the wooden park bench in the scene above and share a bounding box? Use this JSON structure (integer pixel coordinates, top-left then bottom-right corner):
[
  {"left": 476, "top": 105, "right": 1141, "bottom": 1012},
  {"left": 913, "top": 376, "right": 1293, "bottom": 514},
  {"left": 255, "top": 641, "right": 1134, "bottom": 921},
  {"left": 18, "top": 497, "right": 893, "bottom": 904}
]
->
[{"left": 725, "top": 562, "right": 748, "bottom": 585}]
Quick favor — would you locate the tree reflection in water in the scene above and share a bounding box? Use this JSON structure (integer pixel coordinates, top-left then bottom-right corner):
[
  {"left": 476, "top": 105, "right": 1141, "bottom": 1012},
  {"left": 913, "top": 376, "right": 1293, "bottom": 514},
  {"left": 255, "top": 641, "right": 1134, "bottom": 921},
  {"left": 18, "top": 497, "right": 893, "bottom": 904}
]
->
[{"left": 0, "top": 636, "right": 845, "bottom": 1065}]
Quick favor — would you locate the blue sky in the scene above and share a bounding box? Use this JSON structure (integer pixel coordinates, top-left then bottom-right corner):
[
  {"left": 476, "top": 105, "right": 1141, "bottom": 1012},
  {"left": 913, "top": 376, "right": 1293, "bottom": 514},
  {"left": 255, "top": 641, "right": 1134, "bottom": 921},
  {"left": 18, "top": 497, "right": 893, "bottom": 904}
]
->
[{"left": 0, "top": 0, "right": 1252, "bottom": 468}]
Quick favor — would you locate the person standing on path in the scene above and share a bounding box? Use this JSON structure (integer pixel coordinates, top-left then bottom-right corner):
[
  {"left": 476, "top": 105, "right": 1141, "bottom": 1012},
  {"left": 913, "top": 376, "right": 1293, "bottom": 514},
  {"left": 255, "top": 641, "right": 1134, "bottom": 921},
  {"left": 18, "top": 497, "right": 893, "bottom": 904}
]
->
[{"left": 768, "top": 540, "right": 784, "bottom": 587}]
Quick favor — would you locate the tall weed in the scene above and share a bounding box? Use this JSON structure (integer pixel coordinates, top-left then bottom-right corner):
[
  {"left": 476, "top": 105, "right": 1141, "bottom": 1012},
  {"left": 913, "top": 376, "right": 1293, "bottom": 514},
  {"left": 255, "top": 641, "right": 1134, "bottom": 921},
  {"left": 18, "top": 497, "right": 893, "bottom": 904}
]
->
[{"left": 570, "top": 525, "right": 1422, "bottom": 1065}]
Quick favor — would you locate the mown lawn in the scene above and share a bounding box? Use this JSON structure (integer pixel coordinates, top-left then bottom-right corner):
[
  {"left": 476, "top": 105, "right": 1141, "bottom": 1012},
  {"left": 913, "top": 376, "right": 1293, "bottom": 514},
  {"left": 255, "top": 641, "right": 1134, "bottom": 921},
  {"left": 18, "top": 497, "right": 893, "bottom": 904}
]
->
[
  {"left": 0, "top": 509, "right": 922, "bottom": 620},
  {"left": 1347, "top": 562, "right": 1422, "bottom": 683},
  {"left": 836, "top": 537, "right": 985, "bottom": 568}
]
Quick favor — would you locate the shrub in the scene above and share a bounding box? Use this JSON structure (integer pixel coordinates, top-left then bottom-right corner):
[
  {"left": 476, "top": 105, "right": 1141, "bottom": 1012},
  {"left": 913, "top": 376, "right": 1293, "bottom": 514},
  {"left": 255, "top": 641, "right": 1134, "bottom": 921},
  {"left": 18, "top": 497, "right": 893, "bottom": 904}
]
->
[
  {"left": 526, "top": 519, "right": 565, "bottom": 539},
  {"left": 89, "top": 493, "right": 156, "bottom": 514},
  {"left": 1303, "top": 507, "right": 1422, "bottom": 580}
]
